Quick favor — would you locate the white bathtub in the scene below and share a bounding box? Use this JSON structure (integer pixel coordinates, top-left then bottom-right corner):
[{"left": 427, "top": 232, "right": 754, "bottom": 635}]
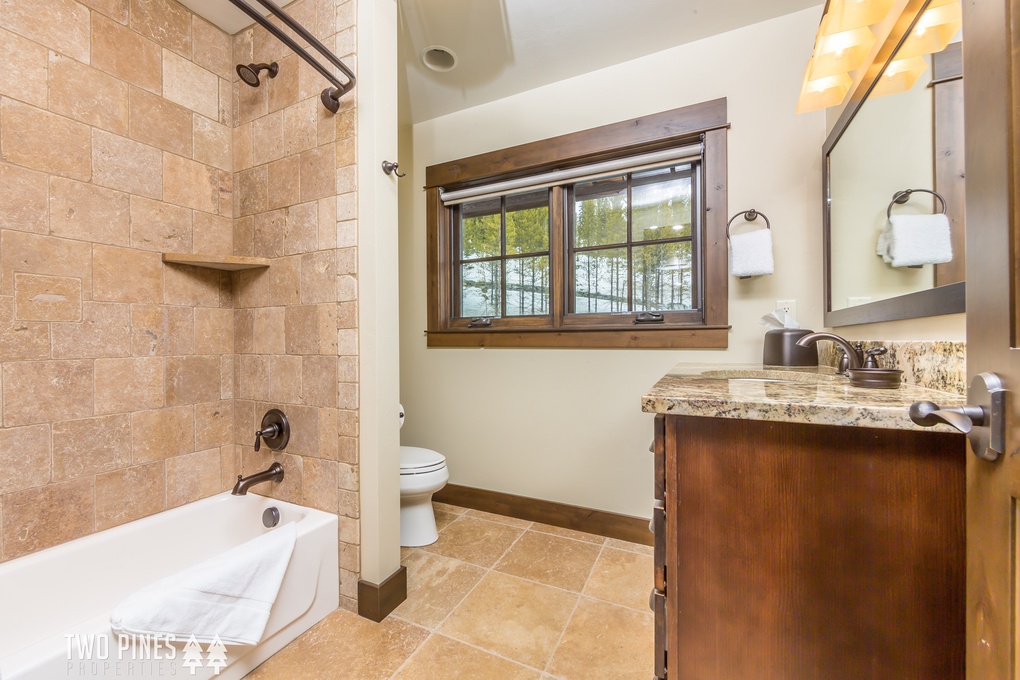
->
[{"left": 0, "top": 492, "right": 339, "bottom": 680}]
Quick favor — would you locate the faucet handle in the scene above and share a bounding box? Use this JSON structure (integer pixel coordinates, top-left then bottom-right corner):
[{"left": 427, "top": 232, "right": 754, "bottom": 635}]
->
[
  {"left": 254, "top": 409, "right": 290, "bottom": 452},
  {"left": 863, "top": 346, "right": 888, "bottom": 369},
  {"left": 254, "top": 423, "right": 280, "bottom": 452}
]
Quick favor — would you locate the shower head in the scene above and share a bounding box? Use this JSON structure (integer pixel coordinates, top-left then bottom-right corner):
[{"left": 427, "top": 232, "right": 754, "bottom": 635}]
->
[{"left": 236, "top": 62, "right": 279, "bottom": 87}]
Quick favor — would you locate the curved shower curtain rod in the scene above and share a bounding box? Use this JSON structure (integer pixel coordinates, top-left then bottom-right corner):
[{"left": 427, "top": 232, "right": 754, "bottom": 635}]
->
[{"left": 227, "top": 0, "right": 356, "bottom": 114}]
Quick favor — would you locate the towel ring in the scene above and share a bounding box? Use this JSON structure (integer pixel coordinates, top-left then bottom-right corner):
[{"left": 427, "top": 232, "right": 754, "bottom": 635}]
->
[
  {"left": 886, "top": 189, "right": 947, "bottom": 219},
  {"left": 726, "top": 209, "right": 771, "bottom": 240}
]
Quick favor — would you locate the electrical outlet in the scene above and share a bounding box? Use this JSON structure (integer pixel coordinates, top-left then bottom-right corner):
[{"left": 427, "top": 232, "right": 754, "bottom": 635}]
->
[{"left": 776, "top": 299, "right": 797, "bottom": 320}]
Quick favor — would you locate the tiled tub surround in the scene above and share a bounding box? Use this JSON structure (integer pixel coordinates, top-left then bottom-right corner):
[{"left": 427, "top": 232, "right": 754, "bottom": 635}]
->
[
  {"left": 230, "top": 0, "right": 361, "bottom": 612},
  {"left": 247, "top": 504, "right": 655, "bottom": 680},
  {"left": 642, "top": 364, "right": 967, "bottom": 430},
  {"left": 0, "top": 492, "right": 338, "bottom": 680},
  {"left": 0, "top": 0, "right": 363, "bottom": 611},
  {"left": 818, "top": 341, "right": 966, "bottom": 395},
  {"left": 0, "top": 0, "right": 237, "bottom": 562}
]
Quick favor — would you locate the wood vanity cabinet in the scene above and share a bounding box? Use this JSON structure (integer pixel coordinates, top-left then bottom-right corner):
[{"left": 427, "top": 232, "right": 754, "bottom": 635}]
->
[{"left": 651, "top": 414, "right": 966, "bottom": 680}]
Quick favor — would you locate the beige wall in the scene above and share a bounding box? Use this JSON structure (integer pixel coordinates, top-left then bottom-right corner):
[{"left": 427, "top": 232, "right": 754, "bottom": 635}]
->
[
  {"left": 399, "top": 8, "right": 830, "bottom": 518},
  {"left": 0, "top": 0, "right": 364, "bottom": 611}
]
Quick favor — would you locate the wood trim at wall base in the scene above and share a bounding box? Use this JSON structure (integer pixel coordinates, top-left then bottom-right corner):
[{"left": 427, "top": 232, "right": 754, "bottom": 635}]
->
[
  {"left": 435, "top": 484, "right": 653, "bottom": 546},
  {"left": 357, "top": 566, "right": 407, "bottom": 622}
]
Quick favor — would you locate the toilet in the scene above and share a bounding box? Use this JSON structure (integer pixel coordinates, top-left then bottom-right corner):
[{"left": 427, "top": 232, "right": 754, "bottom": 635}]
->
[{"left": 399, "top": 446, "right": 449, "bottom": 546}]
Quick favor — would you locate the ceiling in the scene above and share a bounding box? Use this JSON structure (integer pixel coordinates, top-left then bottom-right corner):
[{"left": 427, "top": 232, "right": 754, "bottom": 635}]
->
[
  {"left": 399, "top": 0, "right": 822, "bottom": 124},
  {"left": 182, "top": 0, "right": 822, "bottom": 125}
]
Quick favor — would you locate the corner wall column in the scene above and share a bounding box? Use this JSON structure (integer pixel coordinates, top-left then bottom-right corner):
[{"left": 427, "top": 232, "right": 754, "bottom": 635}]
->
[{"left": 356, "top": 0, "right": 403, "bottom": 615}]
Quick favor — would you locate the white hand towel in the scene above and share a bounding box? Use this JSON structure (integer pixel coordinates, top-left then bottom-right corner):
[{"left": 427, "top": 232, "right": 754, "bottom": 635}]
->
[
  {"left": 110, "top": 522, "right": 296, "bottom": 645},
  {"left": 876, "top": 222, "right": 892, "bottom": 263},
  {"left": 729, "top": 227, "right": 774, "bottom": 277},
  {"left": 887, "top": 214, "right": 953, "bottom": 267}
]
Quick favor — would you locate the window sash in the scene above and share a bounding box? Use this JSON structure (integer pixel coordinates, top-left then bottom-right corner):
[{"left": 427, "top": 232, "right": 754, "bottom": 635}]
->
[
  {"left": 566, "top": 162, "right": 702, "bottom": 321},
  {"left": 450, "top": 160, "right": 703, "bottom": 325},
  {"left": 452, "top": 191, "right": 553, "bottom": 321}
]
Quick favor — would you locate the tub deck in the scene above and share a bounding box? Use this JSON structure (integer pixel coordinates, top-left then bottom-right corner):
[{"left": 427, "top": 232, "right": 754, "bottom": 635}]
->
[{"left": 0, "top": 492, "right": 338, "bottom": 680}]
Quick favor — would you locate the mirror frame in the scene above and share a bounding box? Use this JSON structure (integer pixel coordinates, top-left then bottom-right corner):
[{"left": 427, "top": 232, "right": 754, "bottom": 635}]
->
[{"left": 822, "top": 0, "right": 965, "bottom": 327}]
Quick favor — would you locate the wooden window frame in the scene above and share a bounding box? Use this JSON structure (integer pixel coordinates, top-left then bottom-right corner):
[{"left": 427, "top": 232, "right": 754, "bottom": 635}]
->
[{"left": 425, "top": 98, "right": 730, "bottom": 349}]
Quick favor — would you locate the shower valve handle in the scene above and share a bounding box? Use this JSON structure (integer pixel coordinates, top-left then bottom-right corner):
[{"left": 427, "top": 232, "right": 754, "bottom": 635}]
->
[{"left": 254, "top": 424, "right": 280, "bottom": 452}]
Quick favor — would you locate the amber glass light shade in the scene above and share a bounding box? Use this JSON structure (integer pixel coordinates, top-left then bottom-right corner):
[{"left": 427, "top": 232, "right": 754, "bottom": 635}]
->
[
  {"left": 809, "top": 26, "right": 877, "bottom": 79},
  {"left": 796, "top": 59, "right": 853, "bottom": 114},
  {"left": 895, "top": 1, "right": 962, "bottom": 60},
  {"left": 821, "top": 0, "right": 896, "bottom": 34},
  {"left": 869, "top": 56, "right": 929, "bottom": 97}
]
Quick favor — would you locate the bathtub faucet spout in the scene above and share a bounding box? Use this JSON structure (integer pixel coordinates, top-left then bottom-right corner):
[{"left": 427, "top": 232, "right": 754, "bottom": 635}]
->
[{"left": 232, "top": 462, "right": 285, "bottom": 496}]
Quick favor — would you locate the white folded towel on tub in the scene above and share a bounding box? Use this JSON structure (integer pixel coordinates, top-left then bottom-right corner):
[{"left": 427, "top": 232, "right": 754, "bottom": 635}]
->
[
  {"left": 110, "top": 522, "right": 296, "bottom": 645},
  {"left": 729, "top": 227, "right": 774, "bottom": 277},
  {"left": 886, "top": 214, "right": 953, "bottom": 267}
]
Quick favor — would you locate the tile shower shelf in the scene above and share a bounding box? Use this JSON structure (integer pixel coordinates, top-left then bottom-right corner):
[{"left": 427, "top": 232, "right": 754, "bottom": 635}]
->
[{"left": 161, "top": 253, "right": 271, "bottom": 271}]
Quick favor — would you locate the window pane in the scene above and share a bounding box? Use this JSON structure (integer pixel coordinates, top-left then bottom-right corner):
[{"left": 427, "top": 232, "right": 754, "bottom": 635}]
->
[
  {"left": 506, "top": 190, "right": 550, "bottom": 255},
  {"left": 460, "top": 262, "right": 501, "bottom": 317},
  {"left": 505, "top": 256, "right": 550, "bottom": 316},
  {"left": 633, "top": 242, "right": 694, "bottom": 311},
  {"left": 460, "top": 198, "right": 501, "bottom": 260},
  {"left": 573, "top": 176, "right": 628, "bottom": 247},
  {"left": 633, "top": 165, "right": 693, "bottom": 241},
  {"left": 574, "top": 247, "right": 629, "bottom": 313}
]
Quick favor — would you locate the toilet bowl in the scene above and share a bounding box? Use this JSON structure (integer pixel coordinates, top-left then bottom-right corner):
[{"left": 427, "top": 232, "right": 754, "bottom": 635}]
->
[{"left": 399, "top": 446, "right": 449, "bottom": 547}]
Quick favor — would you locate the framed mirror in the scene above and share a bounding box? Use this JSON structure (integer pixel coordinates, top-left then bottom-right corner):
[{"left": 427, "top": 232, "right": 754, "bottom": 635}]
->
[{"left": 823, "top": 0, "right": 965, "bottom": 327}]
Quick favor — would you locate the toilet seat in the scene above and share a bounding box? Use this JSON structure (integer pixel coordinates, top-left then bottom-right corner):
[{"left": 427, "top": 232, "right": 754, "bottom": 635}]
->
[{"left": 400, "top": 446, "right": 446, "bottom": 475}]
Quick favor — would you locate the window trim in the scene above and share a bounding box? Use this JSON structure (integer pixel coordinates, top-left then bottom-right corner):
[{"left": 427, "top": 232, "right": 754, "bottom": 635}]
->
[{"left": 425, "top": 98, "right": 730, "bottom": 349}]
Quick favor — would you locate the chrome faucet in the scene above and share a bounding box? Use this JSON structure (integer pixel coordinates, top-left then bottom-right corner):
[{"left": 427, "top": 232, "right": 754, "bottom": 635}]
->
[
  {"left": 795, "top": 332, "right": 864, "bottom": 370},
  {"left": 232, "top": 462, "right": 285, "bottom": 496}
]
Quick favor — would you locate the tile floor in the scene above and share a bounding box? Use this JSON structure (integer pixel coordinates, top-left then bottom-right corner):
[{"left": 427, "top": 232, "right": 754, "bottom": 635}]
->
[{"left": 247, "top": 503, "right": 654, "bottom": 679}]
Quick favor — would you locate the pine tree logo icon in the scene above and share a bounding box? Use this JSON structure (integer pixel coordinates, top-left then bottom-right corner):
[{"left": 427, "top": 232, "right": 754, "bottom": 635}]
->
[
  {"left": 182, "top": 636, "right": 204, "bottom": 675},
  {"left": 206, "top": 636, "right": 229, "bottom": 675}
]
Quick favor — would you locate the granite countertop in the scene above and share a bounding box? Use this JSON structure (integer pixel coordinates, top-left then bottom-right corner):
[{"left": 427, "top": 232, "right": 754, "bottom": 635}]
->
[{"left": 642, "top": 364, "right": 968, "bottom": 432}]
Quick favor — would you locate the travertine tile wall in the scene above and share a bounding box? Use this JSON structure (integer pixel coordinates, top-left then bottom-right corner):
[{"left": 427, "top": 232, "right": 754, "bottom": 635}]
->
[
  {"left": 0, "top": 0, "right": 240, "bottom": 562},
  {"left": 0, "top": 0, "right": 361, "bottom": 606},
  {"left": 231, "top": 0, "right": 361, "bottom": 611}
]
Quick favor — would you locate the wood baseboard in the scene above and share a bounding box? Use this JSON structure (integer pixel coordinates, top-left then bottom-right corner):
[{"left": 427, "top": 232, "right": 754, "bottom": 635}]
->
[
  {"left": 357, "top": 565, "right": 407, "bottom": 622},
  {"left": 434, "top": 483, "right": 653, "bottom": 546}
]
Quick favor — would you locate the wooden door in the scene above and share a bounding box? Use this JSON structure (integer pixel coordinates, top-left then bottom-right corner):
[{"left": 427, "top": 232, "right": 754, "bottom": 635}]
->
[{"left": 963, "top": 0, "right": 1020, "bottom": 677}]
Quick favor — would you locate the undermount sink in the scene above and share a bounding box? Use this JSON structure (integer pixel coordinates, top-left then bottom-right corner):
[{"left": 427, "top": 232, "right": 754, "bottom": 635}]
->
[{"left": 699, "top": 369, "right": 845, "bottom": 384}]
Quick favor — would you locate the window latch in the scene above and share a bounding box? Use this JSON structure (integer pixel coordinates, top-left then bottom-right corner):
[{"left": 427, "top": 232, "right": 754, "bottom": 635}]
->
[
  {"left": 468, "top": 317, "right": 493, "bottom": 328},
  {"left": 633, "top": 312, "right": 665, "bottom": 325}
]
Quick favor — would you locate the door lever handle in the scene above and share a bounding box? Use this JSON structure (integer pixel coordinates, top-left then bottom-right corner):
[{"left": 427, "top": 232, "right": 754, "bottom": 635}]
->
[
  {"left": 908, "top": 372, "right": 1007, "bottom": 462},
  {"left": 908, "top": 401, "right": 986, "bottom": 434}
]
